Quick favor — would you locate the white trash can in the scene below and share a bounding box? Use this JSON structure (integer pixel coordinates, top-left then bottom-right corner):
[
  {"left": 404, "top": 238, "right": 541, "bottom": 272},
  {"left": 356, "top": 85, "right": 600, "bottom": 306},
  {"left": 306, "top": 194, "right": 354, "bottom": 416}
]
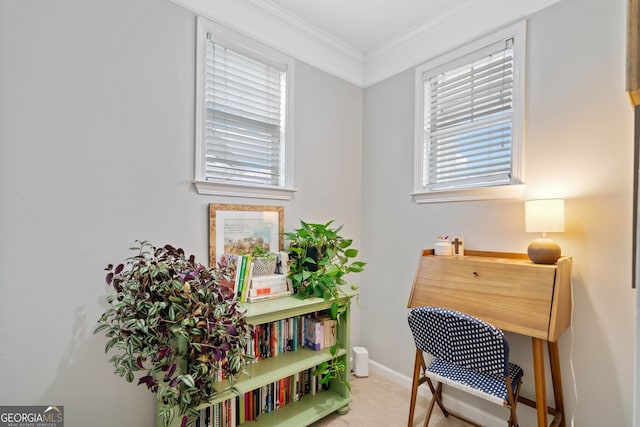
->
[{"left": 352, "top": 346, "right": 369, "bottom": 377}]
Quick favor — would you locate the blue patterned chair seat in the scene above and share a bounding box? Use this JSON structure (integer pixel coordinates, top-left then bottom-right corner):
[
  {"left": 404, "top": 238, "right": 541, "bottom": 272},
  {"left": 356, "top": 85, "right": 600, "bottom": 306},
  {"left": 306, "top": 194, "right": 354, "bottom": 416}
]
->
[{"left": 426, "top": 358, "right": 524, "bottom": 406}]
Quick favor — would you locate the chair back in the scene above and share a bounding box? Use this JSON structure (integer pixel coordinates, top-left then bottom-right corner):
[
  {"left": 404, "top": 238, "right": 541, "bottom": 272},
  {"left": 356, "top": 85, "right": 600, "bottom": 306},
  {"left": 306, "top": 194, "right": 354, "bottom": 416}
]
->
[{"left": 408, "top": 306, "right": 510, "bottom": 377}]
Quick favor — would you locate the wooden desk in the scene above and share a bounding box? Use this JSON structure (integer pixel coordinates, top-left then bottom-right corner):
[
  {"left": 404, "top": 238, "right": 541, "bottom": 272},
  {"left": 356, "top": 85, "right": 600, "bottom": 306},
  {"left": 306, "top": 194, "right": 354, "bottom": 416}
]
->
[{"left": 407, "top": 249, "right": 572, "bottom": 427}]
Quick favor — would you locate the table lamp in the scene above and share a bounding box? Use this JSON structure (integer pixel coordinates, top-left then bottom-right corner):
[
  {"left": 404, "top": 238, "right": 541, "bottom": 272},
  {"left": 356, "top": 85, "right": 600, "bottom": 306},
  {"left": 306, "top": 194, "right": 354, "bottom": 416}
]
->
[{"left": 525, "top": 199, "right": 565, "bottom": 264}]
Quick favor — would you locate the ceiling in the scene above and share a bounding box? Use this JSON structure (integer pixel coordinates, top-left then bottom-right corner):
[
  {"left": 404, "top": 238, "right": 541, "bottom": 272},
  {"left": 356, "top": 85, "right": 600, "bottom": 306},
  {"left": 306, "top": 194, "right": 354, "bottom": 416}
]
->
[
  {"left": 263, "top": 0, "right": 469, "bottom": 53},
  {"left": 171, "top": 0, "right": 564, "bottom": 86}
]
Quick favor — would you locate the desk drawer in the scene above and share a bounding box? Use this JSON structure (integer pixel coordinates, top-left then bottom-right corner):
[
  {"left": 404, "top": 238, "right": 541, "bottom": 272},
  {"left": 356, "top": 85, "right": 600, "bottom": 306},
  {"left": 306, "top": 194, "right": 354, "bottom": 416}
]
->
[{"left": 408, "top": 255, "right": 557, "bottom": 339}]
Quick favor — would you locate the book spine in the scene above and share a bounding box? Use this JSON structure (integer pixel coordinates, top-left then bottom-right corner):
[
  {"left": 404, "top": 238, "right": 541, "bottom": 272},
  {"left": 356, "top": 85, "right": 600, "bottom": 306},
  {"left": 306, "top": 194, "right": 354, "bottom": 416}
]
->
[
  {"left": 271, "top": 321, "right": 277, "bottom": 357},
  {"left": 311, "top": 369, "right": 317, "bottom": 396},
  {"left": 246, "top": 391, "right": 252, "bottom": 421},
  {"left": 249, "top": 274, "right": 287, "bottom": 289},
  {"left": 288, "top": 317, "right": 294, "bottom": 351},
  {"left": 239, "top": 255, "right": 252, "bottom": 302},
  {"left": 248, "top": 283, "right": 289, "bottom": 296},
  {"left": 246, "top": 289, "right": 292, "bottom": 303},
  {"left": 214, "top": 402, "right": 221, "bottom": 427},
  {"left": 231, "top": 396, "right": 236, "bottom": 427},
  {"left": 263, "top": 384, "right": 269, "bottom": 415},
  {"left": 276, "top": 251, "right": 289, "bottom": 275},
  {"left": 324, "top": 318, "right": 337, "bottom": 348},
  {"left": 304, "top": 317, "right": 324, "bottom": 350},
  {"left": 265, "top": 383, "right": 273, "bottom": 413},
  {"left": 253, "top": 389, "right": 258, "bottom": 420},
  {"left": 236, "top": 256, "right": 246, "bottom": 299},
  {"left": 278, "top": 319, "right": 283, "bottom": 355}
]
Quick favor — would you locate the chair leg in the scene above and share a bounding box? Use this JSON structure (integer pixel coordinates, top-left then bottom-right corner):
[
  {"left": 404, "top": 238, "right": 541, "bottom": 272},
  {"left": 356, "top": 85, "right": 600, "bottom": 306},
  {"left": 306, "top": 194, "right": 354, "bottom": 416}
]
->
[
  {"left": 505, "top": 377, "right": 522, "bottom": 427},
  {"left": 423, "top": 382, "right": 443, "bottom": 427},
  {"left": 408, "top": 349, "right": 451, "bottom": 427},
  {"left": 426, "top": 377, "right": 449, "bottom": 417},
  {"left": 512, "top": 379, "right": 523, "bottom": 427}
]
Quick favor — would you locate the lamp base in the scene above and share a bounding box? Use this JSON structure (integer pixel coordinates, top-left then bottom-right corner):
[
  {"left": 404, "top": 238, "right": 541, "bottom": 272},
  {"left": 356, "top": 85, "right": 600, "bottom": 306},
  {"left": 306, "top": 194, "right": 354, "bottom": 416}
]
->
[{"left": 527, "top": 238, "right": 561, "bottom": 264}]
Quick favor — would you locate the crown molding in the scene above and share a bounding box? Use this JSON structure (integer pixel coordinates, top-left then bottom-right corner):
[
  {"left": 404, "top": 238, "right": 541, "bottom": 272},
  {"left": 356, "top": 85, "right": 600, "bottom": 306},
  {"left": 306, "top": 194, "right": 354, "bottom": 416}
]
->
[
  {"left": 363, "top": 0, "right": 565, "bottom": 87},
  {"left": 168, "top": 0, "right": 364, "bottom": 86},
  {"left": 169, "top": 0, "right": 565, "bottom": 88},
  {"left": 238, "top": 0, "right": 363, "bottom": 60},
  {"left": 366, "top": 0, "right": 477, "bottom": 64}
]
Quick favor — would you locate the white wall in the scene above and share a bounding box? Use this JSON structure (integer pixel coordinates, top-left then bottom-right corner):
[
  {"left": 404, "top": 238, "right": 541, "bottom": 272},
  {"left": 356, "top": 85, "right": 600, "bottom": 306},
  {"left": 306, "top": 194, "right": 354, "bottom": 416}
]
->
[
  {"left": 1, "top": 0, "right": 636, "bottom": 425},
  {"left": 361, "top": 0, "right": 636, "bottom": 425},
  {"left": 0, "top": 1, "right": 362, "bottom": 426}
]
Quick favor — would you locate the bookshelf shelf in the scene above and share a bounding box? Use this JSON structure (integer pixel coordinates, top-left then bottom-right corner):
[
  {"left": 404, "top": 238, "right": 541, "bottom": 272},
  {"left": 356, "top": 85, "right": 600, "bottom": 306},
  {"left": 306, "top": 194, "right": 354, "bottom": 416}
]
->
[
  {"left": 232, "top": 389, "right": 351, "bottom": 427},
  {"left": 209, "top": 348, "right": 348, "bottom": 404},
  {"left": 242, "top": 293, "right": 353, "bottom": 325},
  {"left": 156, "top": 290, "right": 356, "bottom": 427}
]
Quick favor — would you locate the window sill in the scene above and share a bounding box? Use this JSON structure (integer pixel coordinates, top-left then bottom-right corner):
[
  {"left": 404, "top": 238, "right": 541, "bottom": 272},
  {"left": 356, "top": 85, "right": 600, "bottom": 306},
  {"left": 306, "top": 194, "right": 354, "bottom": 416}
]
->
[
  {"left": 193, "top": 180, "right": 297, "bottom": 200},
  {"left": 412, "top": 183, "right": 525, "bottom": 204}
]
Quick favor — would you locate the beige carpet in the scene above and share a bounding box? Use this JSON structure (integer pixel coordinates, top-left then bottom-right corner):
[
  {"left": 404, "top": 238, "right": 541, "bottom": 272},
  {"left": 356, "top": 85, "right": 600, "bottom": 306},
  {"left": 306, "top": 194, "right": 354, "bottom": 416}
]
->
[{"left": 310, "top": 371, "right": 470, "bottom": 427}]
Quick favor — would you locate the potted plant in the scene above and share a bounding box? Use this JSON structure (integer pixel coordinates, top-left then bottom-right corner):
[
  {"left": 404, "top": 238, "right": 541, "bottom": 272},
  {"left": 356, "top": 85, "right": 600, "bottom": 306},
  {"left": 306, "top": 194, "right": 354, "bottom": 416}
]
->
[
  {"left": 285, "top": 220, "right": 365, "bottom": 388},
  {"left": 285, "top": 220, "right": 365, "bottom": 303},
  {"left": 94, "top": 241, "right": 252, "bottom": 427},
  {"left": 248, "top": 244, "right": 277, "bottom": 276},
  {"left": 225, "top": 236, "right": 278, "bottom": 277}
]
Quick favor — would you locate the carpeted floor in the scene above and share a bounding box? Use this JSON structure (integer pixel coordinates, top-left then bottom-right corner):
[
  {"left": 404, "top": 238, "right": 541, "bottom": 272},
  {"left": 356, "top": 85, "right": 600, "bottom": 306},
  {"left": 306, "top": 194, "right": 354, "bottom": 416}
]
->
[{"left": 310, "top": 371, "right": 469, "bottom": 427}]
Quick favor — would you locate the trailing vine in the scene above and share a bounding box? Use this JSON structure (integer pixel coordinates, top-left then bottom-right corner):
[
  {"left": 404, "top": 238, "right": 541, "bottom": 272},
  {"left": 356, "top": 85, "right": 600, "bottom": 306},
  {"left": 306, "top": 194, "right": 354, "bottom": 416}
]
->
[{"left": 94, "top": 241, "right": 252, "bottom": 427}]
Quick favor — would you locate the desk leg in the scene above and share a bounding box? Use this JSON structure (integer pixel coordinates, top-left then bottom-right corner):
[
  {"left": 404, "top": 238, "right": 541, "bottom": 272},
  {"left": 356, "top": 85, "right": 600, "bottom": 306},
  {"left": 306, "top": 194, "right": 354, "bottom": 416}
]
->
[
  {"left": 548, "top": 341, "right": 566, "bottom": 427},
  {"left": 532, "top": 338, "right": 548, "bottom": 427}
]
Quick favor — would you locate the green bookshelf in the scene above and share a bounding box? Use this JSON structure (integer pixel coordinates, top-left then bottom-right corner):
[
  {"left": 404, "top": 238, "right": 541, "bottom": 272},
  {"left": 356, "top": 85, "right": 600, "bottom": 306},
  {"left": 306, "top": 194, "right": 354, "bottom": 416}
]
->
[{"left": 156, "top": 290, "right": 356, "bottom": 427}]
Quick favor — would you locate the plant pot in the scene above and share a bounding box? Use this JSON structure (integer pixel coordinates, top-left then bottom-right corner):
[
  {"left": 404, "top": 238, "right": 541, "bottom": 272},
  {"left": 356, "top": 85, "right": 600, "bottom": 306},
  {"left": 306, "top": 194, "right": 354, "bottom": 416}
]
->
[
  {"left": 289, "top": 246, "right": 320, "bottom": 272},
  {"left": 252, "top": 256, "right": 277, "bottom": 276}
]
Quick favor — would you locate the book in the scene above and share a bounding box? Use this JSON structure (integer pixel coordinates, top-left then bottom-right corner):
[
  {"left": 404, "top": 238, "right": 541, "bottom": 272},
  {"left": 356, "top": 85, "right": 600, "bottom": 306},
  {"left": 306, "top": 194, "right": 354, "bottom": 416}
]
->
[
  {"left": 249, "top": 283, "right": 289, "bottom": 297},
  {"left": 311, "top": 369, "right": 317, "bottom": 395},
  {"left": 293, "top": 371, "right": 300, "bottom": 402},
  {"left": 246, "top": 289, "right": 292, "bottom": 303},
  {"left": 249, "top": 274, "right": 287, "bottom": 289},
  {"left": 276, "top": 251, "right": 290, "bottom": 275},
  {"left": 236, "top": 255, "right": 247, "bottom": 298},
  {"left": 220, "top": 254, "right": 243, "bottom": 296},
  {"left": 304, "top": 317, "right": 324, "bottom": 350},
  {"left": 303, "top": 368, "right": 310, "bottom": 394},
  {"left": 260, "top": 384, "right": 267, "bottom": 415},
  {"left": 265, "top": 383, "right": 273, "bottom": 413},
  {"left": 317, "top": 314, "right": 337, "bottom": 348},
  {"left": 269, "top": 322, "right": 277, "bottom": 358},
  {"left": 229, "top": 397, "right": 236, "bottom": 427},
  {"left": 246, "top": 272, "right": 290, "bottom": 301},
  {"left": 239, "top": 255, "right": 253, "bottom": 303},
  {"left": 287, "top": 318, "right": 294, "bottom": 351},
  {"left": 238, "top": 394, "right": 245, "bottom": 424}
]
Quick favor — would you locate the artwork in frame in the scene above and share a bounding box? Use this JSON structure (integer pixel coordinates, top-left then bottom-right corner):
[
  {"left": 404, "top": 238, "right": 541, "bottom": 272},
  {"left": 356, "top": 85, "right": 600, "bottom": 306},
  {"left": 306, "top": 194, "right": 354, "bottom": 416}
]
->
[{"left": 209, "top": 204, "right": 284, "bottom": 267}]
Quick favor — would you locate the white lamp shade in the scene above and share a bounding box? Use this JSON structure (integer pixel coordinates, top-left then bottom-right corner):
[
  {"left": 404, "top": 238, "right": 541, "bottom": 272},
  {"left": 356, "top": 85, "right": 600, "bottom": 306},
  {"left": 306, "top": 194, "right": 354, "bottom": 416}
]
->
[{"left": 525, "top": 199, "right": 565, "bottom": 233}]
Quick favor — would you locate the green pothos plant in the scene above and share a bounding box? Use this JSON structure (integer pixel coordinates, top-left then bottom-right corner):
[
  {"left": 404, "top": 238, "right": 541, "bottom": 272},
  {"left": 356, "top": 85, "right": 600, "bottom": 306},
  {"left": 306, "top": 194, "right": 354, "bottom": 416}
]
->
[
  {"left": 94, "top": 241, "right": 252, "bottom": 427},
  {"left": 285, "top": 220, "right": 366, "bottom": 389}
]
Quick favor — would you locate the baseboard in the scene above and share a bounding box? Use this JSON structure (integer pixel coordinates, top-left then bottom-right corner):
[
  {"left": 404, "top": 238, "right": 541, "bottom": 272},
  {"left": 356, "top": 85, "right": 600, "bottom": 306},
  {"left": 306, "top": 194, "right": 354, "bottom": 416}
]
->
[{"left": 368, "top": 359, "right": 507, "bottom": 427}]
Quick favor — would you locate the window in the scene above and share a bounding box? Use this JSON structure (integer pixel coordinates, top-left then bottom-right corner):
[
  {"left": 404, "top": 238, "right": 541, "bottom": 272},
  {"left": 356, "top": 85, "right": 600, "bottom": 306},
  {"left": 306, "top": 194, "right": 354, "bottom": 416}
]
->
[
  {"left": 194, "top": 17, "right": 295, "bottom": 200},
  {"left": 413, "top": 21, "right": 525, "bottom": 203}
]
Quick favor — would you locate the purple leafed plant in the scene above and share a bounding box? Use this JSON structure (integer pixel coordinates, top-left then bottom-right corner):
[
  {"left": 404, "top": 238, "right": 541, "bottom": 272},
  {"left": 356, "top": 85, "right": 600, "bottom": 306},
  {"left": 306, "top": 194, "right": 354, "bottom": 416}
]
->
[{"left": 94, "top": 240, "right": 252, "bottom": 427}]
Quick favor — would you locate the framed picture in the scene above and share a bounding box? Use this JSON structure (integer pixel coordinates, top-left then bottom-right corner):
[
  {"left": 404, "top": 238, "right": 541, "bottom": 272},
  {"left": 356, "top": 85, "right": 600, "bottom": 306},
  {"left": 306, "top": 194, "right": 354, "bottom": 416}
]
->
[{"left": 209, "top": 204, "right": 284, "bottom": 267}]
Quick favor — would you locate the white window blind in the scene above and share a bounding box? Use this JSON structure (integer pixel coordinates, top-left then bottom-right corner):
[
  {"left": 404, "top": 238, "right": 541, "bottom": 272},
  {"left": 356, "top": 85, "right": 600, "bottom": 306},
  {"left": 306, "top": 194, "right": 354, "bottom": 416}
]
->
[
  {"left": 422, "top": 39, "right": 514, "bottom": 191},
  {"left": 204, "top": 35, "right": 287, "bottom": 187}
]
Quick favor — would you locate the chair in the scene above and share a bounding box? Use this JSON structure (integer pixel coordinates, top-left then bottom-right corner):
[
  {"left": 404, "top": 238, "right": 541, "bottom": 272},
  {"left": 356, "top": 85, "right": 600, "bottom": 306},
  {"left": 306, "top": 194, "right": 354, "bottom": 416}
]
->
[{"left": 407, "top": 306, "right": 524, "bottom": 427}]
